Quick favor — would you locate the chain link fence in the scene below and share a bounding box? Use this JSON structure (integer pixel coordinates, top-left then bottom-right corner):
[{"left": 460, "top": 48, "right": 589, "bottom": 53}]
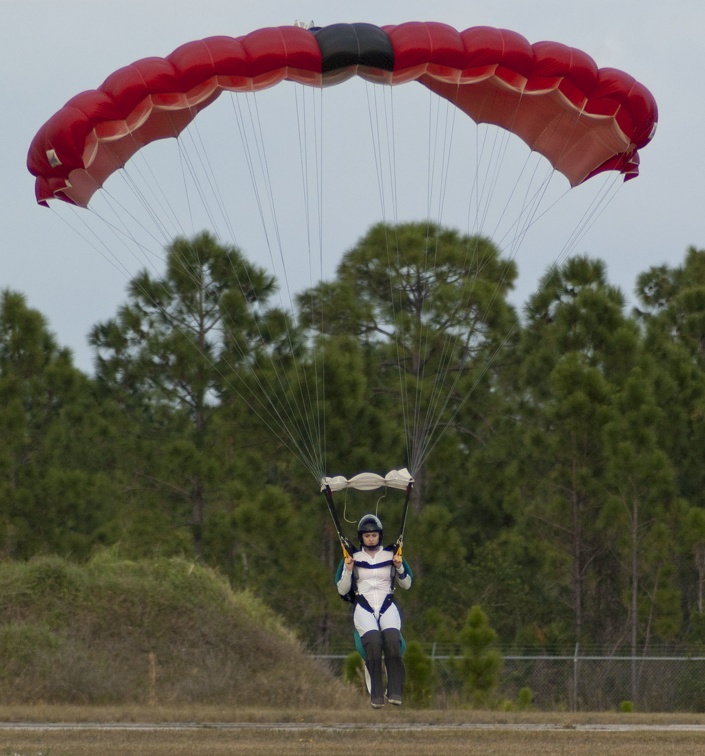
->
[
  {"left": 496, "top": 652, "right": 705, "bottom": 711},
  {"left": 314, "top": 644, "right": 705, "bottom": 711}
]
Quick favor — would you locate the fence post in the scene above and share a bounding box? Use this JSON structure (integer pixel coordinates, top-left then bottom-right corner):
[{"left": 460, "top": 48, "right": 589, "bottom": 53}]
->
[
  {"left": 148, "top": 651, "right": 157, "bottom": 706},
  {"left": 573, "top": 642, "right": 579, "bottom": 712}
]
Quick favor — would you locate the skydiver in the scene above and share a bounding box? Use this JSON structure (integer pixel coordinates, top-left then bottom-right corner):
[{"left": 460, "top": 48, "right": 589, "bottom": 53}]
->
[{"left": 336, "top": 513, "right": 413, "bottom": 708}]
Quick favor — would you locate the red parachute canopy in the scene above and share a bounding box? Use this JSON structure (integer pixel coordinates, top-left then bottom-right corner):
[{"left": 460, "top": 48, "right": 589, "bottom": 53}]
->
[{"left": 27, "top": 22, "right": 658, "bottom": 207}]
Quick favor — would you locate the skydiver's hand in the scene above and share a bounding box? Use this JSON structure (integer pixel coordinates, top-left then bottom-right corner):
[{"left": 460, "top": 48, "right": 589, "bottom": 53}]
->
[
  {"left": 344, "top": 555, "right": 354, "bottom": 571},
  {"left": 393, "top": 554, "right": 403, "bottom": 570}
]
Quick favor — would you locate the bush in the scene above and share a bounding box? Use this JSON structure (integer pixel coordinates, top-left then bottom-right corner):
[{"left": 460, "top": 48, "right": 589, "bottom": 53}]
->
[
  {"left": 458, "top": 605, "right": 503, "bottom": 707},
  {"left": 517, "top": 686, "right": 533, "bottom": 710},
  {"left": 404, "top": 640, "right": 435, "bottom": 707}
]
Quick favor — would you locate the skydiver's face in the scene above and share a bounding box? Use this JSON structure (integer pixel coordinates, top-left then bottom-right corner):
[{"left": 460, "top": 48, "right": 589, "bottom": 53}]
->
[{"left": 362, "top": 532, "right": 380, "bottom": 548}]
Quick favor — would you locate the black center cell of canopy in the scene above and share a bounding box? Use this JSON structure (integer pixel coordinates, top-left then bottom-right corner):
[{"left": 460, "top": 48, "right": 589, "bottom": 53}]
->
[{"left": 313, "top": 23, "right": 395, "bottom": 74}]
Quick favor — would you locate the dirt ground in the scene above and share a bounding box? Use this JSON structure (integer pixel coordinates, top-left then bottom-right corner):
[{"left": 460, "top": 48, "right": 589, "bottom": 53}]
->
[
  {"left": 3, "top": 724, "right": 705, "bottom": 755},
  {"left": 3, "top": 707, "right": 705, "bottom": 755}
]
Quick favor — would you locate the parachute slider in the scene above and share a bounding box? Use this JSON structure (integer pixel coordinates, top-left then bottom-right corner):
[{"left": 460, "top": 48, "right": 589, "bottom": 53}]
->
[
  {"left": 321, "top": 469, "right": 413, "bottom": 559},
  {"left": 320, "top": 468, "right": 413, "bottom": 493}
]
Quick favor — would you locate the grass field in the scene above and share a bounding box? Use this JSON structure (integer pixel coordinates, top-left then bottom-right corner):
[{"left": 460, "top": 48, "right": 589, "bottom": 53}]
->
[{"left": 3, "top": 707, "right": 705, "bottom": 755}]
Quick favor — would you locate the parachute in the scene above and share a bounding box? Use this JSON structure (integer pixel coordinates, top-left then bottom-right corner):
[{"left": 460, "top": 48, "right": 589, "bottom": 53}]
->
[
  {"left": 28, "top": 22, "right": 656, "bottom": 207},
  {"left": 27, "top": 22, "right": 657, "bottom": 510}
]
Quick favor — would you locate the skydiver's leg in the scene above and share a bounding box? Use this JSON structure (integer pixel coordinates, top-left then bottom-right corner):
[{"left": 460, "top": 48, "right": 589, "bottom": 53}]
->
[
  {"left": 381, "top": 628, "right": 405, "bottom": 704},
  {"left": 379, "top": 604, "right": 405, "bottom": 704},
  {"left": 360, "top": 630, "right": 385, "bottom": 707}
]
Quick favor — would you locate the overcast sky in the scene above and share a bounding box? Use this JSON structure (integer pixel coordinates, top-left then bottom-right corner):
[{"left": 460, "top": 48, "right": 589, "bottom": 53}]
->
[{"left": 3, "top": 1, "right": 702, "bottom": 373}]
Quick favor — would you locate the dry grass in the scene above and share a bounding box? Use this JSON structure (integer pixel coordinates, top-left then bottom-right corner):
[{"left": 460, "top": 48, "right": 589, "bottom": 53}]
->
[
  {"left": 2, "top": 727, "right": 705, "bottom": 756},
  {"left": 4, "top": 703, "right": 705, "bottom": 725},
  {"left": 2, "top": 707, "right": 705, "bottom": 755}
]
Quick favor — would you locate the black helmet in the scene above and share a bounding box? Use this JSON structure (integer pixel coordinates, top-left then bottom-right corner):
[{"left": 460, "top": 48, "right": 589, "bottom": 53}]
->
[{"left": 358, "top": 514, "right": 383, "bottom": 545}]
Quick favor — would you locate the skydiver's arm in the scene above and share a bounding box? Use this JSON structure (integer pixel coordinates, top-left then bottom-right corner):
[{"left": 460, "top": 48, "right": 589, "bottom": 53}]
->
[
  {"left": 336, "top": 558, "right": 353, "bottom": 596},
  {"left": 394, "top": 556, "right": 412, "bottom": 590}
]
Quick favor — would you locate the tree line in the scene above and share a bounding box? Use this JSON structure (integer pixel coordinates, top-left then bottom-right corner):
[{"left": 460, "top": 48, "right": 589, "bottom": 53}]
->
[{"left": 2, "top": 222, "right": 705, "bottom": 656}]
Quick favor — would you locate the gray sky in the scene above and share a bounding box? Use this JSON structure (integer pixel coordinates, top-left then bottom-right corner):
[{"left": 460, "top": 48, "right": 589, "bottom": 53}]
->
[{"left": 2, "top": 1, "right": 702, "bottom": 373}]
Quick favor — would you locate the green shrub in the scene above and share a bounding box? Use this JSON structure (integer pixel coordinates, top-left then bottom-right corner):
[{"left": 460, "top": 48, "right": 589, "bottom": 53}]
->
[
  {"left": 517, "top": 686, "right": 533, "bottom": 710},
  {"left": 404, "top": 640, "right": 435, "bottom": 707},
  {"left": 457, "top": 605, "right": 502, "bottom": 708}
]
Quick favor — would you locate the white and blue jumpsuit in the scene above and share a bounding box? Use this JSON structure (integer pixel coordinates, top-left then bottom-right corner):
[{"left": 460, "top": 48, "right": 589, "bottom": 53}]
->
[{"left": 336, "top": 544, "right": 412, "bottom": 704}]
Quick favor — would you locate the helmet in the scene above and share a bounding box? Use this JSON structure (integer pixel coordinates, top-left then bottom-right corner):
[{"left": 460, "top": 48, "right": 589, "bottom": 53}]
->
[{"left": 357, "top": 514, "right": 383, "bottom": 545}]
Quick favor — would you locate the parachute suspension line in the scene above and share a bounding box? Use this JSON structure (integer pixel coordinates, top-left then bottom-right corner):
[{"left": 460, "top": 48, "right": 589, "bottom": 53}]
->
[
  {"left": 266, "top": 86, "right": 329, "bottom": 478},
  {"left": 417, "top": 189, "right": 531, "bottom": 465},
  {"left": 119, "top": 109, "right": 230, "bottom": 247},
  {"left": 191, "top": 97, "right": 332, "bottom": 479},
  {"left": 176, "top": 135, "right": 198, "bottom": 240},
  {"left": 413, "top": 90, "right": 467, "bottom": 469},
  {"left": 237, "top": 93, "right": 294, "bottom": 303},
  {"left": 365, "top": 80, "right": 398, "bottom": 225},
  {"left": 95, "top": 121, "right": 253, "bottom": 293},
  {"left": 223, "top": 88, "right": 327, "bottom": 479},
  {"left": 175, "top": 111, "right": 320, "bottom": 478},
  {"left": 93, "top": 96, "right": 328, "bottom": 482},
  {"left": 364, "top": 81, "right": 416, "bottom": 470},
  {"left": 295, "top": 83, "right": 328, "bottom": 479},
  {"left": 472, "top": 90, "right": 552, "bottom": 256},
  {"left": 408, "top": 89, "right": 542, "bottom": 471},
  {"left": 282, "top": 86, "right": 330, "bottom": 480},
  {"left": 410, "top": 86, "right": 485, "bottom": 473},
  {"left": 89, "top": 164, "right": 219, "bottom": 319},
  {"left": 108, "top": 142, "right": 188, "bottom": 249},
  {"left": 83, "top": 165, "right": 327, "bottom": 481},
  {"left": 478, "top": 91, "right": 557, "bottom": 259},
  {"left": 449, "top": 97, "right": 565, "bottom": 411},
  {"left": 366, "top": 83, "right": 499, "bottom": 475},
  {"left": 556, "top": 171, "right": 623, "bottom": 265},
  {"left": 381, "top": 85, "right": 416, "bottom": 470},
  {"left": 408, "top": 91, "right": 442, "bottom": 473},
  {"left": 388, "top": 84, "right": 453, "bottom": 474},
  {"left": 507, "top": 106, "right": 617, "bottom": 264},
  {"left": 499, "top": 127, "right": 577, "bottom": 266},
  {"left": 294, "top": 82, "right": 327, "bottom": 476},
  {"left": 315, "top": 86, "right": 327, "bottom": 475},
  {"left": 52, "top": 204, "right": 151, "bottom": 287},
  {"left": 401, "top": 87, "right": 475, "bottom": 473},
  {"left": 522, "top": 170, "right": 623, "bottom": 304},
  {"left": 415, "top": 119, "right": 626, "bottom": 472},
  {"left": 180, "top": 115, "right": 244, "bottom": 245}
]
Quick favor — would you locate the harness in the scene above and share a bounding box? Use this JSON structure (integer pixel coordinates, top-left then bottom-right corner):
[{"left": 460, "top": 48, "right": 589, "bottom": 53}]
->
[
  {"left": 326, "top": 471, "right": 414, "bottom": 612},
  {"left": 335, "top": 551, "right": 412, "bottom": 613}
]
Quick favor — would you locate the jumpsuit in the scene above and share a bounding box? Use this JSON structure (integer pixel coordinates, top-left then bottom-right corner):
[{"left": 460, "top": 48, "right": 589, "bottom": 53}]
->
[{"left": 336, "top": 544, "right": 412, "bottom": 704}]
